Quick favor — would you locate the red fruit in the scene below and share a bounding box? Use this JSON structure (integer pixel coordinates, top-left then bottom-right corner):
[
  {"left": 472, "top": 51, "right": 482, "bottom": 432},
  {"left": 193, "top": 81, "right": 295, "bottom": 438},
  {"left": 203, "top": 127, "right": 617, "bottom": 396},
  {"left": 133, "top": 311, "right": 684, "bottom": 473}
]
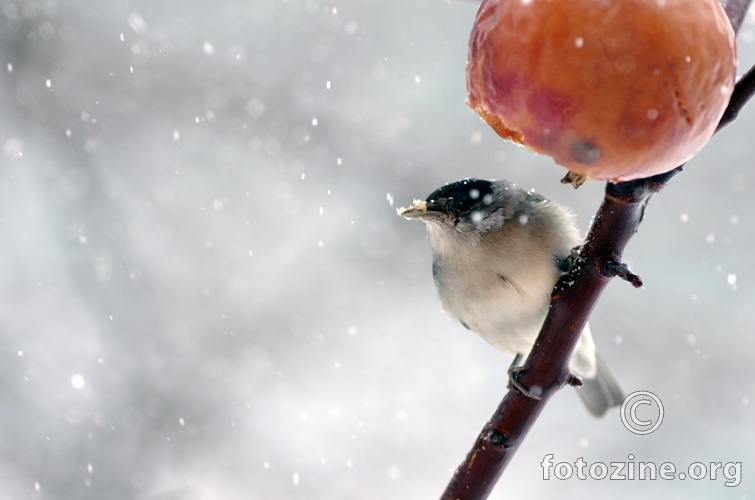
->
[{"left": 466, "top": 0, "right": 737, "bottom": 183}]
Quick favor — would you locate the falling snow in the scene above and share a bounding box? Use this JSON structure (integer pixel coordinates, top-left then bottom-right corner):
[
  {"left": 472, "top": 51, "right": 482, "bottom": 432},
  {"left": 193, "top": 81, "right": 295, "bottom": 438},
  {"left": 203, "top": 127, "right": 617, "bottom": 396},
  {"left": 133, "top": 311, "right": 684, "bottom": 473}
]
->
[
  {"left": 71, "top": 375, "right": 85, "bottom": 388},
  {"left": 0, "top": 1, "right": 751, "bottom": 499}
]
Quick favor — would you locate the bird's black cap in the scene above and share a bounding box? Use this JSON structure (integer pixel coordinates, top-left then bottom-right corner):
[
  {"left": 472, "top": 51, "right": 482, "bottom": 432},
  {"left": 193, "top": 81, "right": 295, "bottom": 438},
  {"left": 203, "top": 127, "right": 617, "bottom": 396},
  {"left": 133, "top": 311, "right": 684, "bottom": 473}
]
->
[{"left": 426, "top": 179, "right": 495, "bottom": 216}]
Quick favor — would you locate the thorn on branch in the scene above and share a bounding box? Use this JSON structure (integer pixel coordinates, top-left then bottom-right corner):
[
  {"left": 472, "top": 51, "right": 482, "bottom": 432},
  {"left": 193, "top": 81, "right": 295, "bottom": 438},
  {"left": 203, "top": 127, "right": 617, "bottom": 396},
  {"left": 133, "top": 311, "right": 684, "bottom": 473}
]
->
[
  {"left": 567, "top": 373, "right": 583, "bottom": 387},
  {"left": 598, "top": 257, "right": 644, "bottom": 288}
]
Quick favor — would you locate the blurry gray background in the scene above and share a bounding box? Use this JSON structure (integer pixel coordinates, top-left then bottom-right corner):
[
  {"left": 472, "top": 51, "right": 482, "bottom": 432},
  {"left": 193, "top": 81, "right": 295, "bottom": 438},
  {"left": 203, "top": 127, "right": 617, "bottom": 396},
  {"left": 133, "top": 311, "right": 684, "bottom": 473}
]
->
[{"left": 1, "top": 0, "right": 754, "bottom": 498}]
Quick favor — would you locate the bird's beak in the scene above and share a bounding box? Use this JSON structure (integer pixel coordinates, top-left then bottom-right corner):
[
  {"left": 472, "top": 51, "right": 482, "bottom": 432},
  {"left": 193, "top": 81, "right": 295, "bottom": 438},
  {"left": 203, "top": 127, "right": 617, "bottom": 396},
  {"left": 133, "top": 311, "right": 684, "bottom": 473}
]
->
[{"left": 396, "top": 199, "right": 442, "bottom": 220}]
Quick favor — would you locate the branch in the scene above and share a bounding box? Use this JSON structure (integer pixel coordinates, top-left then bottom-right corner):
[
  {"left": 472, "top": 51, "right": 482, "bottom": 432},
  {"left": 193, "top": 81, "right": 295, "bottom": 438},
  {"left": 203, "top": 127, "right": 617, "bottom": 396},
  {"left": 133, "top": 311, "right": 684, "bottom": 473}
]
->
[
  {"left": 718, "top": 63, "right": 755, "bottom": 131},
  {"left": 440, "top": 2, "right": 754, "bottom": 498}
]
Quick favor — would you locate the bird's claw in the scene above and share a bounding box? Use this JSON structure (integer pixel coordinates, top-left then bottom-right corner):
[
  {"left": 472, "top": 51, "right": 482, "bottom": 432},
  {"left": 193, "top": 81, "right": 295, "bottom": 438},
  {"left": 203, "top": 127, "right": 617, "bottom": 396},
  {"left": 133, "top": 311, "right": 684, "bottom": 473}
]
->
[
  {"left": 566, "top": 245, "right": 582, "bottom": 270},
  {"left": 507, "top": 354, "right": 543, "bottom": 401}
]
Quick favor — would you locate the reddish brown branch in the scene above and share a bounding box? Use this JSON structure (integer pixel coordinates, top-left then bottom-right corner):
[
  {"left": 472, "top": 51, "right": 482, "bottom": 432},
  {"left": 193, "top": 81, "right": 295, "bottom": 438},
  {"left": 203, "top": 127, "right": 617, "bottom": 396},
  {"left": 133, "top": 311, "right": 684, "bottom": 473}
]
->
[
  {"left": 440, "top": 161, "right": 671, "bottom": 500},
  {"left": 440, "top": 2, "right": 754, "bottom": 498}
]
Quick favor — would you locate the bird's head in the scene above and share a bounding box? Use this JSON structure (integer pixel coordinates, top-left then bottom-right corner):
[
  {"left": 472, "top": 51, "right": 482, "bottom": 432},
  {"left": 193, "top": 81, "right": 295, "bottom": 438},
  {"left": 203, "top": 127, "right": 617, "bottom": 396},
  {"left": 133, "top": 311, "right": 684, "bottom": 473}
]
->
[{"left": 398, "top": 179, "right": 518, "bottom": 238}]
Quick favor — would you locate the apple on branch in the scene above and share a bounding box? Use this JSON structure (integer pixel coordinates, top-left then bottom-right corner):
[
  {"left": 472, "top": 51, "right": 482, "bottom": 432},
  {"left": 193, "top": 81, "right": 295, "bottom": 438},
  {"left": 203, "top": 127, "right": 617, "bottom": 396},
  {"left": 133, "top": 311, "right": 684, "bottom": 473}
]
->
[{"left": 466, "top": 0, "right": 737, "bottom": 186}]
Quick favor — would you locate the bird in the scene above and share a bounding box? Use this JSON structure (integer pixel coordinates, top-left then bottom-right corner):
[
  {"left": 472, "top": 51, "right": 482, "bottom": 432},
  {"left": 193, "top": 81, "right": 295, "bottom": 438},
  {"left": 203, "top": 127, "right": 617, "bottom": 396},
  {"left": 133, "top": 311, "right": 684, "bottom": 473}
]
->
[{"left": 398, "top": 178, "right": 623, "bottom": 417}]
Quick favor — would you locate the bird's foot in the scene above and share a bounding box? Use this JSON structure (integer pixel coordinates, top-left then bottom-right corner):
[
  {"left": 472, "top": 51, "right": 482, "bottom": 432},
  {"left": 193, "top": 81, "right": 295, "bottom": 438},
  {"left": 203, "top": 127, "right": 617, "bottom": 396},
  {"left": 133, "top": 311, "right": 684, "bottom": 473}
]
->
[
  {"left": 507, "top": 354, "right": 543, "bottom": 401},
  {"left": 566, "top": 245, "right": 582, "bottom": 270},
  {"left": 556, "top": 246, "right": 583, "bottom": 275}
]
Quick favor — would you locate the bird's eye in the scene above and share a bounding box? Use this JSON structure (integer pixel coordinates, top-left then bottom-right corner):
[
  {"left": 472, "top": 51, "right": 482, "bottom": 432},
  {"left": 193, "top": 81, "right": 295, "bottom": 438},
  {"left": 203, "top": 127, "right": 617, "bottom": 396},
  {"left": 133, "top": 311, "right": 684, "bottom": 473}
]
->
[{"left": 452, "top": 197, "right": 476, "bottom": 213}]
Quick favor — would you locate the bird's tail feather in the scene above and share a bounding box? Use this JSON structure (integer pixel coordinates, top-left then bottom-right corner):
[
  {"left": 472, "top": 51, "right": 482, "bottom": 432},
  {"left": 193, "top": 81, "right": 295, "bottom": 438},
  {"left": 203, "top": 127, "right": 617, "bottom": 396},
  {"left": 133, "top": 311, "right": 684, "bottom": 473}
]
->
[{"left": 576, "top": 352, "right": 624, "bottom": 418}]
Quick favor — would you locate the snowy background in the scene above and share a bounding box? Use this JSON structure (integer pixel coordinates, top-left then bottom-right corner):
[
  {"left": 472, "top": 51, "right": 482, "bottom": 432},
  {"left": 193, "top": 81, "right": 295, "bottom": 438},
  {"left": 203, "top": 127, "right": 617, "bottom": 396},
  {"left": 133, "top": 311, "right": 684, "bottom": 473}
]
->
[{"left": 1, "top": 0, "right": 754, "bottom": 498}]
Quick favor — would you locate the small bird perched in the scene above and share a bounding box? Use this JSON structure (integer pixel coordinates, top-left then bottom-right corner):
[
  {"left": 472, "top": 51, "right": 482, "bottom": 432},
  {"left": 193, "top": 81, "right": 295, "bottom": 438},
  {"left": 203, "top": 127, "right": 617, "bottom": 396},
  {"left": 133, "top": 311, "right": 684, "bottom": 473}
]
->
[{"left": 398, "top": 178, "right": 623, "bottom": 417}]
